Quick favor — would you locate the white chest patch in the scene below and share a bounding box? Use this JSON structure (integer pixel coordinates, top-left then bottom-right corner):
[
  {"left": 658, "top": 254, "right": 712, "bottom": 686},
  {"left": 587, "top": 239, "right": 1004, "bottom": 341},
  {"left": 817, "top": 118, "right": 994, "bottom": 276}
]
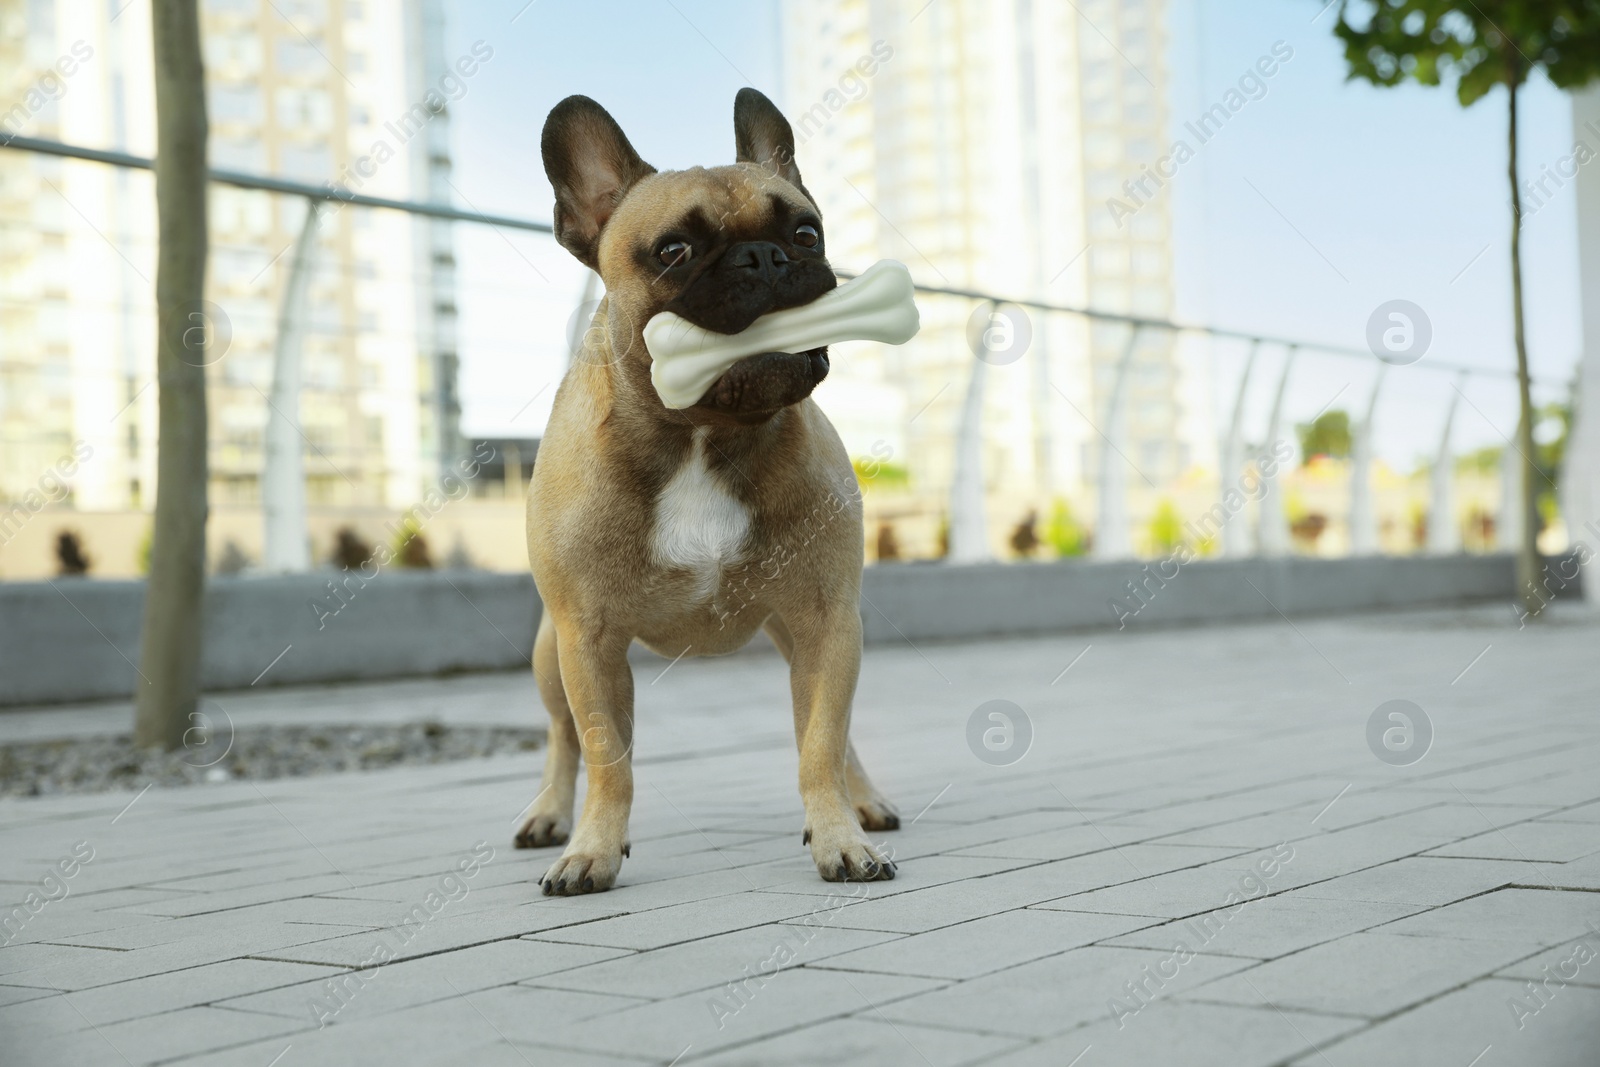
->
[{"left": 651, "top": 431, "right": 751, "bottom": 595}]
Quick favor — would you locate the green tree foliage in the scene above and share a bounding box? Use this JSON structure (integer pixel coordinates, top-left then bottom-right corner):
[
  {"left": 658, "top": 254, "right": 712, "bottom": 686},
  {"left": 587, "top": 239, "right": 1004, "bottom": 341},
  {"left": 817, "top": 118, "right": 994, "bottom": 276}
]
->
[
  {"left": 1044, "top": 498, "right": 1088, "bottom": 557},
  {"left": 1297, "top": 409, "right": 1353, "bottom": 463},
  {"left": 852, "top": 456, "right": 910, "bottom": 491},
  {"left": 1335, "top": 1, "right": 1600, "bottom": 105},
  {"left": 1148, "top": 499, "right": 1185, "bottom": 553},
  {"left": 1534, "top": 400, "right": 1571, "bottom": 491}
]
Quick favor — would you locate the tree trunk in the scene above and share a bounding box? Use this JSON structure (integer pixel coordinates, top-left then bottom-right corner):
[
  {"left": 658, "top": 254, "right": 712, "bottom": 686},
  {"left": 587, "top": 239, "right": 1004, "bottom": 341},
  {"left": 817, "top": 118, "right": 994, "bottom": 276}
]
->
[
  {"left": 1507, "top": 79, "right": 1542, "bottom": 616},
  {"left": 135, "top": 0, "right": 210, "bottom": 749}
]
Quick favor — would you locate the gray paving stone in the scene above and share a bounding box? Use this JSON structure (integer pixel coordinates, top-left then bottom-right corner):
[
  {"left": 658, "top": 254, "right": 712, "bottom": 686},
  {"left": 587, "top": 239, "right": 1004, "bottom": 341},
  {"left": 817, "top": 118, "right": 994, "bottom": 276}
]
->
[
  {"left": 981, "top": 999, "right": 1363, "bottom": 1067},
  {"left": 0, "top": 982, "right": 56, "bottom": 1007},
  {"left": 880, "top": 810, "right": 1097, "bottom": 857},
  {"left": 1493, "top": 926, "right": 1600, "bottom": 989},
  {"left": 0, "top": 942, "right": 136, "bottom": 980},
  {"left": 2, "top": 606, "right": 1598, "bottom": 1063},
  {"left": 256, "top": 904, "right": 631, "bottom": 967},
  {"left": 820, "top": 861, "right": 1104, "bottom": 934},
  {"left": 1543, "top": 850, "right": 1600, "bottom": 890},
  {"left": 535, "top": 891, "right": 855, "bottom": 951},
  {"left": 818, "top": 909, "right": 1156, "bottom": 980},
  {"left": 526, "top": 922, "right": 898, "bottom": 1000},
  {"left": 945, "top": 821, "right": 1154, "bottom": 861},
  {"left": 1286, "top": 855, "right": 1546, "bottom": 906},
  {"left": 449, "top": 1042, "right": 653, "bottom": 1067},
  {"left": 1377, "top": 887, "right": 1600, "bottom": 947},
  {"left": 692, "top": 1015, "right": 1021, "bottom": 1065},
  {"left": 1477, "top": 770, "right": 1600, "bottom": 809},
  {"left": 69, "top": 1005, "right": 305, "bottom": 1066},
  {"left": 2, "top": 937, "right": 295, "bottom": 993},
  {"left": 220, "top": 936, "right": 631, "bottom": 1022},
  {"left": 1286, "top": 978, "right": 1600, "bottom": 1066},
  {"left": 49, "top": 957, "right": 343, "bottom": 1026},
  {"left": 878, "top": 945, "right": 1255, "bottom": 1038},
  {"left": 1424, "top": 820, "right": 1600, "bottom": 862},
  {"left": 1542, "top": 799, "right": 1600, "bottom": 824},
  {"left": 413, "top": 981, "right": 650, "bottom": 1040},
  {"left": 524, "top": 967, "right": 941, "bottom": 1062},
  {"left": 1100, "top": 894, "right": 1424, "bottom": 959},
  {"left": 1180, "top": 932, "right": 1537, "bottom": 1017},
  {"left": 1030, "top": 846, "right": 1298, "bottom": 919},
  {"left": 1259, "top": 822, "right": 1445, "bottom": 892}
]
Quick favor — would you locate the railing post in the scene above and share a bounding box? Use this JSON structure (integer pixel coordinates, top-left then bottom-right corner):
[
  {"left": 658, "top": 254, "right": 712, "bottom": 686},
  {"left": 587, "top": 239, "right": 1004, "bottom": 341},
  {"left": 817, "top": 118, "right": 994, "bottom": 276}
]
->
[
  {"left": 1221, "top": 339, "right": 1260, "bottom": 558},
  {"left": 1566, "top": 84, "right": 1600, "bottom": 600},
  {"left": 567, "top": 269, "right": 600, "bottom": 367},
  {"left": 1500, "top": 427, "right": 1525, "bottom": 553},
  {"left": 1428, "top": 374, "right": 1464, "bottom": 554},
  {"left": 1093, "top": 324, "right": 1140, "bottom": 560},
  {"left": 1567, "top": 364, "right": 1600, "bottom": 597},
  {"left": 262, "top": 197, "right": 320, "bottom": 572},
  {"left": 947, "top": 300, "right": 996, "bottom": 563},
  {"left": 1257, "top": 344, "right": 1297, "bottom": 557},
  {"left": 1349, "top": 366, "right": 1386, "bottom": 555}
]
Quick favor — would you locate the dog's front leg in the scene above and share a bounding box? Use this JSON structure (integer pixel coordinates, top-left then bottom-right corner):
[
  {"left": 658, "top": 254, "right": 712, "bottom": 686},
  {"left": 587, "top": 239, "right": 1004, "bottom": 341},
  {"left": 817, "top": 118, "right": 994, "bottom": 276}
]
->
[
  {"left": 540, "top": 621, "right": 633, "bottom": 895},
  {"left": 783, "top": 606, "right": 896, "bottom": 882}
]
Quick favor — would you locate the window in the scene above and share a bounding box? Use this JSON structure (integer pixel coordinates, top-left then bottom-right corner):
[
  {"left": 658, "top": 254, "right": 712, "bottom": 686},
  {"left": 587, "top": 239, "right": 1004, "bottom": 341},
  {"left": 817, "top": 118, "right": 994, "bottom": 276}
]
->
[
  {"left": 209, "top": 83, "right": 262, "bottom": 124},
  {"left": 275, "top": 87, "right": 332, "bottom": 129},
  {"left": 275, "top": 38, "right": 322, "bottom": 76},
  {"left": 210, "top": 137, "right": 263, "bottom": 171},
  {"left": 278, "top": 142, "right": 332, "bottom": 180}
]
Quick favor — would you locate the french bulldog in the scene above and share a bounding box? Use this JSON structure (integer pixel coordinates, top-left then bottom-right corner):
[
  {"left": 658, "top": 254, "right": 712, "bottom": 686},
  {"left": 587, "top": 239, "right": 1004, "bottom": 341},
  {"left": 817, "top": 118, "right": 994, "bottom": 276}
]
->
[{"left": 516, "top": 88, "right": 900, "bottom": 894}]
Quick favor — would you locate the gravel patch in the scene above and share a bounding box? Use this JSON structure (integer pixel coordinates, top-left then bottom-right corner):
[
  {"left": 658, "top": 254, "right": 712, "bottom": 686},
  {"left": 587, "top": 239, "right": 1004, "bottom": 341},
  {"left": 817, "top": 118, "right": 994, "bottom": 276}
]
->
[{"left": 0, "top": 721, "right": 545, "bottom": 798}]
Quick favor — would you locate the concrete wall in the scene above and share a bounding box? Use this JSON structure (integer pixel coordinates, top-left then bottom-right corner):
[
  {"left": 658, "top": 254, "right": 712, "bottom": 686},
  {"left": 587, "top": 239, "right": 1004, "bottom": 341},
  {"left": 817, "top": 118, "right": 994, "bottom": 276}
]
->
[
  {"left": 0, "top": 553, "right": 1566, "bottom": 706},
  {"left": 2, "top": 570, "right": 538, "bottom": 707},
  {"left": 858, "top": 553, "right": 1528, "bottom": 643}
]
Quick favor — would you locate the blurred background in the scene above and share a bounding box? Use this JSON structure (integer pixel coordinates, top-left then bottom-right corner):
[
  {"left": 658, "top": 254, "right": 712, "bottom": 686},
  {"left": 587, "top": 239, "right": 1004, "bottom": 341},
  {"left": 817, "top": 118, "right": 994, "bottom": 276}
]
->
[{"left": 0, "top": 0, "right": 1592, "bottom": 579}]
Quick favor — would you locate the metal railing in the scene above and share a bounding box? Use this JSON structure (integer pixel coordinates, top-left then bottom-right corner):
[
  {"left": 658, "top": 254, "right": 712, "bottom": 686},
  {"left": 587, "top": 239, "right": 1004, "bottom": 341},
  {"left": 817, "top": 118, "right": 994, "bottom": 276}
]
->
[{"left": 1, "top": 134, "right": 1551, "bottom": 570}]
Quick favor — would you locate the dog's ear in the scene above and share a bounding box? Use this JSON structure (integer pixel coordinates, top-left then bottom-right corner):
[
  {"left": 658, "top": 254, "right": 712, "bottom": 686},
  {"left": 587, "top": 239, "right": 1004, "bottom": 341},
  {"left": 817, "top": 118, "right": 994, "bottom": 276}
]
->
[
  {"left": 733, "top": 88, "right": 813, "bottom": 207},
  {"left": 541, "top": 95, "right": 655, "bottom": 269}
]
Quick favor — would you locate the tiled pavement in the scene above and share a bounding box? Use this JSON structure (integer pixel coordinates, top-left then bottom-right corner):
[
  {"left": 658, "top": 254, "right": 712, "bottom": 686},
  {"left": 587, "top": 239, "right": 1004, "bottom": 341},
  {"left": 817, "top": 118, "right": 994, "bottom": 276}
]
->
[{"left": 2, "top": 603, "right": 1599, "bottom": 1065}]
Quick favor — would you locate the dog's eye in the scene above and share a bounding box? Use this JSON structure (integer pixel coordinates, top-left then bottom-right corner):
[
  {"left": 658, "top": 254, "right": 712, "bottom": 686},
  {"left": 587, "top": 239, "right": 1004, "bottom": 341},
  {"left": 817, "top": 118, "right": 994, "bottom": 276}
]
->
[
  {"left": 657, "top": 241, "right": 692, "bottom": 268},
  {"left": 794, "top": 224, "right": 820, "bottom": 249}
]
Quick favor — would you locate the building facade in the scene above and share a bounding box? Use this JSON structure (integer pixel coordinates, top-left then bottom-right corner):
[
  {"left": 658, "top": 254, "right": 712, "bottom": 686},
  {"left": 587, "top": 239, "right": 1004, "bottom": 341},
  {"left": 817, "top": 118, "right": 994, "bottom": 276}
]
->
[
  {"left": 782, "top": 0, "right": 1189, "bottom": 552},
  {"left": 0, "top": 0, "right": 459, "bottom": 536}
]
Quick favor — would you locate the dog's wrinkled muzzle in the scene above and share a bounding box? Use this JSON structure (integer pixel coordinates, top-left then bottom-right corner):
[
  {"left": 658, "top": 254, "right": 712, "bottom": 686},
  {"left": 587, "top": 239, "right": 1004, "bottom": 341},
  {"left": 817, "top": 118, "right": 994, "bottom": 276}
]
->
[{"left": 690, "top": 348, "right": 830, "bottom": 418}]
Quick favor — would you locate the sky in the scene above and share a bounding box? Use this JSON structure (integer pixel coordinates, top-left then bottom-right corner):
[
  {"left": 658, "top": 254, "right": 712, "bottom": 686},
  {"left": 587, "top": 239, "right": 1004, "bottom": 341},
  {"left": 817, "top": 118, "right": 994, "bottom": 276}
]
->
[{"left": 440, "top": 0, "right": 1587, "bottom": 471}]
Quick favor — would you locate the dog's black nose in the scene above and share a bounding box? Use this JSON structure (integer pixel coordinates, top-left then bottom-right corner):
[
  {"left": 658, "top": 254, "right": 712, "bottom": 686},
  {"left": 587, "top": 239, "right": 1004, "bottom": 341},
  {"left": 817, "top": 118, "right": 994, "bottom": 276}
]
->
[{"left": 726, "top": 242, "right": 789, "bottom": 286}]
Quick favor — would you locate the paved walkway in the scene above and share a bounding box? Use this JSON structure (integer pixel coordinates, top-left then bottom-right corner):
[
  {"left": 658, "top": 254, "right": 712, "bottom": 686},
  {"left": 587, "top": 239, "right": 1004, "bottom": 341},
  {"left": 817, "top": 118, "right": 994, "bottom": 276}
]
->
[{"left": 3, "top": 604, "right": 1599, "bottom": 1066}]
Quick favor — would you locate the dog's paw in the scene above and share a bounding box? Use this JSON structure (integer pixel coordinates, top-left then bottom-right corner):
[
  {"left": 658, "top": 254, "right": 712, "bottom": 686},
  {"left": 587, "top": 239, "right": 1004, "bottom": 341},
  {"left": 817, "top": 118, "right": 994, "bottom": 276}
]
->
[
  {"left": 514, "top": 810, "right": 571, "bottom": 849},
  {"left": 853, "top": 795, "right": 901, "bottom": 833},
  {"left": 807, "top": 824, "right": 896, "bottom": 883},
  {"left": 540, "top": 846, "right": 624, "bottom": 895}
]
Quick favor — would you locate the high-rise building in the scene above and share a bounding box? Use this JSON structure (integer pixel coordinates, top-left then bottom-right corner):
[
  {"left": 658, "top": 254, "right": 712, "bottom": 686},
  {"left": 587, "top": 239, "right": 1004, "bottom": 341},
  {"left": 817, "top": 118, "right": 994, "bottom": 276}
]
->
[
  {"left": 783, "top": 0, "right": 1189, "bottom": 546},
  {"left": 0, "top": 0, "right": 459, "bottom": 522}
]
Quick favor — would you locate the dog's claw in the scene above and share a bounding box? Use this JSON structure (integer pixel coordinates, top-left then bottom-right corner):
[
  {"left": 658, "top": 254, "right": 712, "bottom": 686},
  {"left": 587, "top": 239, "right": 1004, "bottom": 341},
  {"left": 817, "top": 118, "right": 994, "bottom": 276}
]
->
[{"left": 803, "top": 829, "right": 812, "bottom": 846}]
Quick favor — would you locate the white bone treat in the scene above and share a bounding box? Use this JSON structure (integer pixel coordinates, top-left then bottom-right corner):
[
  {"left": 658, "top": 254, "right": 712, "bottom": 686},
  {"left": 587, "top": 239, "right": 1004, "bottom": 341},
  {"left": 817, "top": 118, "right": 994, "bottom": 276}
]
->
[{"left": 643, "top": 259, "right": 920, "bottom": 409}]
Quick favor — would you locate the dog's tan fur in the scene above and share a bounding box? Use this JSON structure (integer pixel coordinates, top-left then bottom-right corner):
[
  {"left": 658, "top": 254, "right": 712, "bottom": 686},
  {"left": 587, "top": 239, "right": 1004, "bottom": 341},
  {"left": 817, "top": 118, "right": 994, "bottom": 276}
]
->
[{"left": 517, "top": 91, "right": 898, "bottom": 894}]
